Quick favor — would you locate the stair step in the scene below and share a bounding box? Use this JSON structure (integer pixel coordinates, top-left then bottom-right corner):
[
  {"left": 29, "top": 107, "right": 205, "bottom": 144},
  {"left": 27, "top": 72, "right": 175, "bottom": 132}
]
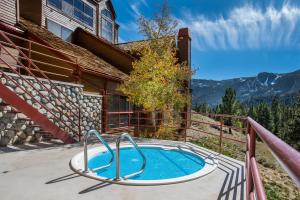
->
[
  {"left": 31, "top": 124, "right": 41, "bottom": 128},
  {"left": 15, "top": 113, "right": 30, "bottom": 120},
  {"left": 35, "top": 131, "right": 58, "bottom": 139}
]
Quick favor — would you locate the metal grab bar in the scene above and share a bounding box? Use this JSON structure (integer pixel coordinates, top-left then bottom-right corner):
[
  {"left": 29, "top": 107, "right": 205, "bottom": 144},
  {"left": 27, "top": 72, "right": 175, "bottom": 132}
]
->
[
  {"left": 83, "top": 130, "right": 114, "bottom": 172},
  {"left": 115, "top": 133, "right": 146, "bottom": 180}
]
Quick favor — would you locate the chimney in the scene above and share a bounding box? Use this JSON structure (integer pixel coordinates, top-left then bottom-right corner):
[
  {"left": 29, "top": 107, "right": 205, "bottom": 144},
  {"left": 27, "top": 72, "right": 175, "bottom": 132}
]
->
[{"left": 177, "top": 28, "right": 191, "bottom": 67}]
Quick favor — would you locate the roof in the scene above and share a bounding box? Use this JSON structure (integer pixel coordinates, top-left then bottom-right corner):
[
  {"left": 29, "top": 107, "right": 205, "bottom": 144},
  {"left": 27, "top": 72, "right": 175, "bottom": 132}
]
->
[
  {"left": 19, "top": 18, "right": 127, "bottom": 81},
  {"left": 73, "top": 28, "right": 134, "bottom": 73},
  {"left": 117, "top": 36, "right": 177, "bottom": 53}
]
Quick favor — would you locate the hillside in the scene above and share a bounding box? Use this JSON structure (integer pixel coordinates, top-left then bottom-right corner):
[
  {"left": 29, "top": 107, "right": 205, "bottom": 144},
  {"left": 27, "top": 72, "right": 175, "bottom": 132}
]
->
[{"left": 192, "top": 69, "right": 300, "bottom": 106}]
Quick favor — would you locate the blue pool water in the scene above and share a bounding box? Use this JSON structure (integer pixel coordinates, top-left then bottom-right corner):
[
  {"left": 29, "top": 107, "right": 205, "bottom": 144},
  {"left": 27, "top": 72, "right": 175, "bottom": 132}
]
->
[{"left": 88, "top": 147, "right": 205, "bottom": 180}]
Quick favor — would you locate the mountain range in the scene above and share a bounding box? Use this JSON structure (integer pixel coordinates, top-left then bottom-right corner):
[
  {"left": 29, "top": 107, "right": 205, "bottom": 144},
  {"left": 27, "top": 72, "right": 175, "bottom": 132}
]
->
[{"left": 192, "top": 69, "right": 300, "bottom": 106}]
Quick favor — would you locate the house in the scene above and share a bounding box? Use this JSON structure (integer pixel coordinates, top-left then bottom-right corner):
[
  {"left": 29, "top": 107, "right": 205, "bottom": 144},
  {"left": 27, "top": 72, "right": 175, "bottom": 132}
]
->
[{"left": 0, "top": 0, "right": 192, "bottom": 145}]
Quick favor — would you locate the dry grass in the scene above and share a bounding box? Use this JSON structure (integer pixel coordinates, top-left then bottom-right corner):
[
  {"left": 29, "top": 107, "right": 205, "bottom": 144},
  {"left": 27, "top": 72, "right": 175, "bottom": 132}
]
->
[{"left": 188, "top": 113, "right": 300, "bottom": 200}]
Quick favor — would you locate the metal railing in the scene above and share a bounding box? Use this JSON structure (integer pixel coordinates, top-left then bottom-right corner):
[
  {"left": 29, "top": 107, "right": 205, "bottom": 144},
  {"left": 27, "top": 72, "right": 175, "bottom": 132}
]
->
[
  {"left": 115, "top": 132, "right": 146, "bottom": 180},
  {"left": 106, "top": 110, "right": 247, "bottom": 148},
  {"left": 83, "top": 130, "right": 114, "bottom": 172},
  {"left": 106, "top": 110, "right": 300, "bottom": 198},
  {"left": 246, "top": 117, "right": 300, "bottom": 200},
  {"left": 0, "top": 29, "right": 82, "bottom": 140}
]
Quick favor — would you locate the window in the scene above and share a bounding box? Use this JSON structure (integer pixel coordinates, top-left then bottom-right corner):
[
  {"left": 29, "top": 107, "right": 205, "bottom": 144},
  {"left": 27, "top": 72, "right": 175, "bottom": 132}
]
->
[
  {"left": 101, "top": 9, "right": 113, "bottom": 20},
  {"left": 108, "top": 95, "right": 133, "bottom": 129},
  {"left": 47, "top": 20, "right": 72, "bottom": 41},
  {"left": 61, "top": 27, "right": 73, "bottom": 41},
  {"left": 47, "top": 0, "right": 94, "bottom": 28},
  {"left": 102, "top": 18, "right": 113, "bottom": 42},
  {"left": 48, "top": 0, "right": 61, "bottom": 9},
  {"left": 101, "top": 9, "right": 113, "bottom": 42}
]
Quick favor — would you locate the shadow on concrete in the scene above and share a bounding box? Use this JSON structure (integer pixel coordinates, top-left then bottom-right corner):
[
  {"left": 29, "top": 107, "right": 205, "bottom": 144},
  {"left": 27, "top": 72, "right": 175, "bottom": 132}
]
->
[
  {"left": 180, "top": 143, "right": 246, "bottom": 200},
  {"left": 45, "top": 173, "right": 80, "bottom": 184},
  {"left": 79, "top": 182, "right": 112, "bottom": 194},
  {"left": 216, "top": 157, "right": 245, "bottom": 200},
  {"left": 0, "top": 141, "right": 67, "bottom": 153}
]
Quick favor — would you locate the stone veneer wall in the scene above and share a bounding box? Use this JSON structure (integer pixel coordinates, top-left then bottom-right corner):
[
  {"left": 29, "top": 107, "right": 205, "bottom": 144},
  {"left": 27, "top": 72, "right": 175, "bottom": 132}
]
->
[
  {"left": 0, "top": 72, "right": 102, "bottom": 146},
  {"left": 80, "top": 92, "right": 102, "bottom": 136}
]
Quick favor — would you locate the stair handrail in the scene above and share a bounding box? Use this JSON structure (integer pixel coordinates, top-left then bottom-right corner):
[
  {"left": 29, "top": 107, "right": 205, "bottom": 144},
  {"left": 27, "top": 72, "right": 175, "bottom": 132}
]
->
[
  {"left": 0, "top": 57, "right": 78, "bottom": 136},
  {"left": 0, "top": 32, "right": 80, "bottom": 118},
  {"left": 115, "top": 132, "right": 146, "bottom": 180},
  {"left": 0, "top": 31, "right": 81, "bottom": 139},
  {"left": 0, "top": 30, "right": 80, "bottom": 111},
  {"left": 83, "top": 130, "right": 114, "bottom": 172}
]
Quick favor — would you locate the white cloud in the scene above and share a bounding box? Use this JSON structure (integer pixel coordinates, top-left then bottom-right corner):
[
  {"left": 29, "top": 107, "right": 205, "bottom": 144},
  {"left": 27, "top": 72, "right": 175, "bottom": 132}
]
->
[
  {"left": 129, "top": 0, "right": 148, "bottom": 19},
  {"left": 179, "top": 4, "right": 300, "bottom": 51}
]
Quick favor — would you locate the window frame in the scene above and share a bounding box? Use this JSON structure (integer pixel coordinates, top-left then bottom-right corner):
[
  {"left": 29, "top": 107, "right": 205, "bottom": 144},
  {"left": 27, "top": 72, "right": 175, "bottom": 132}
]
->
[
  {"left": 47, "top": 0, "right": 94, "bottom": 29},
  {"left": 47, "top": 19, "right": 73, "bottom": 41},
  {"left": 100, "top": 8, "right": 114, "bottom": 42}
]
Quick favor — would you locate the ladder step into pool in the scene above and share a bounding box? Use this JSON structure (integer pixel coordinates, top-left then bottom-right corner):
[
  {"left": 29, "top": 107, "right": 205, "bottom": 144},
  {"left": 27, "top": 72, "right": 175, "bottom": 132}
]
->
[{"left": 83, "top": 130, "right": 147, "bottom": 180}]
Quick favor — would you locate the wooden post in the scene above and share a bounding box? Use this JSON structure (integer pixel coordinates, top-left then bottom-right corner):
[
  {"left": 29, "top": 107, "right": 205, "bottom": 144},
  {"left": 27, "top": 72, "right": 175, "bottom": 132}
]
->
[
  {"left": 246, "top": 125, "right": 256, "bottom": 199},
  {"left": 219, "top": 116, "right": 223, "bottom": 153}
]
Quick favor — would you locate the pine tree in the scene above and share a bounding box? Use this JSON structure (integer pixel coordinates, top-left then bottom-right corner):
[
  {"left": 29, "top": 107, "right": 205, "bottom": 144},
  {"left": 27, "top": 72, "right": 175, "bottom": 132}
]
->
[
  {"left": 271, "top": 96, "right": 282, "bottom": 135},
  {"left": 220, "top": 88, "right": 239, "bottom": 133},
  {"left": 288, "top": 92, "right": 300, "bottom": 150},
  {"left": 256, "top": 103, "right": 274, "bottom": 132}
]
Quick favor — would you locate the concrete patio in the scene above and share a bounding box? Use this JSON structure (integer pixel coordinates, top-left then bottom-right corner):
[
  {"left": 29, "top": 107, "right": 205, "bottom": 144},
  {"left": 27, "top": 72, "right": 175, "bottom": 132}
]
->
[{"left": 0, "top": 136, "right": 246, "bottom": 200}]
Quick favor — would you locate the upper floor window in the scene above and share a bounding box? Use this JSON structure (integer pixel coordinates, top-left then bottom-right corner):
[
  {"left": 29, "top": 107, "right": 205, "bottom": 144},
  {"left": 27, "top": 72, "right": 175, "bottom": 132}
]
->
[
  {"left": 47, "top": 0, "right": 94, "bottom": 28},
  {"left": 101, "top": 9, "right": 113, "bottom": 42},
  {"left": 47, "top": 19, "right": 73, "bottom": 41},
  {"left": 101, "top": 9, "right": 113, "bottom": 20}
]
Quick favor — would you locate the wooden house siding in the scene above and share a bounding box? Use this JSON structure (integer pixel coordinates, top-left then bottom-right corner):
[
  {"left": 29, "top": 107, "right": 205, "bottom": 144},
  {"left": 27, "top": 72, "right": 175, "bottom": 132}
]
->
[
  {"left": 42, "top": 0, "right": 97, "bottom": 35},
  {"left": 0, "top": 0, "right": 17, "bottom": 26}
]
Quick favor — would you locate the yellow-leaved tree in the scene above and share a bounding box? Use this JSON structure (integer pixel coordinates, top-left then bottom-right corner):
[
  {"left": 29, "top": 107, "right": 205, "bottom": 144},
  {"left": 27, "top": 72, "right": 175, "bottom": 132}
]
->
[{"left": 119, "top": 2, "right": 191, "bottom": 139}]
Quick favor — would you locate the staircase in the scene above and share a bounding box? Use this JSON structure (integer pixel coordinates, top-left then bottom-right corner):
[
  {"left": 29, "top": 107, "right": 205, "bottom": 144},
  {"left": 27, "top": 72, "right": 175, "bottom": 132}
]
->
[
  {"left": 0, "top": 100, "right": 58, "bottom": 145},
  {"left": 0, "top": 29, "right": 81, "bottom": 145}
]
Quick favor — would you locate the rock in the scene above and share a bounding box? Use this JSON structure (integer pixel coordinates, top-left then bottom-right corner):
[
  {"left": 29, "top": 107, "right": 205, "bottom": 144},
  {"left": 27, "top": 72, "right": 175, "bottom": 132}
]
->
[
  {"left": 12, "top": 135, "right": 19, "bottom": 144},
  {"left": 40, "top": 91, "right": 48, "bottom": 97},
  {"left": 1, "top": 77, "right": 6, "bottom": 85},
  {"left": 66, "top": 89, "right": 71, "bottom": 95},
  {"left": 33, "top": 127, "right": 40, "bottom": 132},
  {"left": 15, "top": 87, "right": 24, "bottom": 94},
  {"left": 24, "top": 93, "right": 32, "bottom": 100},
  {"left": 0, "top": 136, "right": 10, "bottom": 146},
  {"left": 41, "top": 98, "right": 48, "bottom": 104},
  {"left": 34, "top": 96, "right": 41, "bottom": 102},
  {"left": 25, "top": 128, "right": 35, "bottom": 136},
  {"left": 17, "top": 79, "right": 23, "bottom": 85},
  {"left": 17, "top": 131, "right": 26, "bottom": 139},
  {"left": 20, "top": 124, "right": 27, "bottom": 130},
  {"left": 44, "top": 84, "right": 51, "bottom": 90},
  {"left": 55, "top": 99, "right": 62, "bottom": 106},
  {"left": 6, "top": 123, "right": 13, "bottom": 129},
  {"left": 5, "top": 130, "right": 15, "bottom": 139},
  {"left": 33, "top": 83, "right": 41, "bottom": 90},
  {"left": 32, "top": 103, "right": 41, "bottom": 110},
  {"left": 34, "top": 133, "right": 42, "bottom": 142},
  {"left": 26, "top": 100, "right": 32, "bottom": 105},
  {"left": 51, "top": 89, "right": 58, "bottom": 97},
  {"left": 25, "top": 135, "right": 35, "bottom": 143},
  {"left": 38, "top": 109, "right": 46, "bottom": 115}
]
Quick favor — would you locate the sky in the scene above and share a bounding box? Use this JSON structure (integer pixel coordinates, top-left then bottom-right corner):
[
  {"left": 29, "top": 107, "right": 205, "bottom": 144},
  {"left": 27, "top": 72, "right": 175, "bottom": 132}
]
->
[{"left": 111, "top": 0, "right": 300, "bottom": 80}]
